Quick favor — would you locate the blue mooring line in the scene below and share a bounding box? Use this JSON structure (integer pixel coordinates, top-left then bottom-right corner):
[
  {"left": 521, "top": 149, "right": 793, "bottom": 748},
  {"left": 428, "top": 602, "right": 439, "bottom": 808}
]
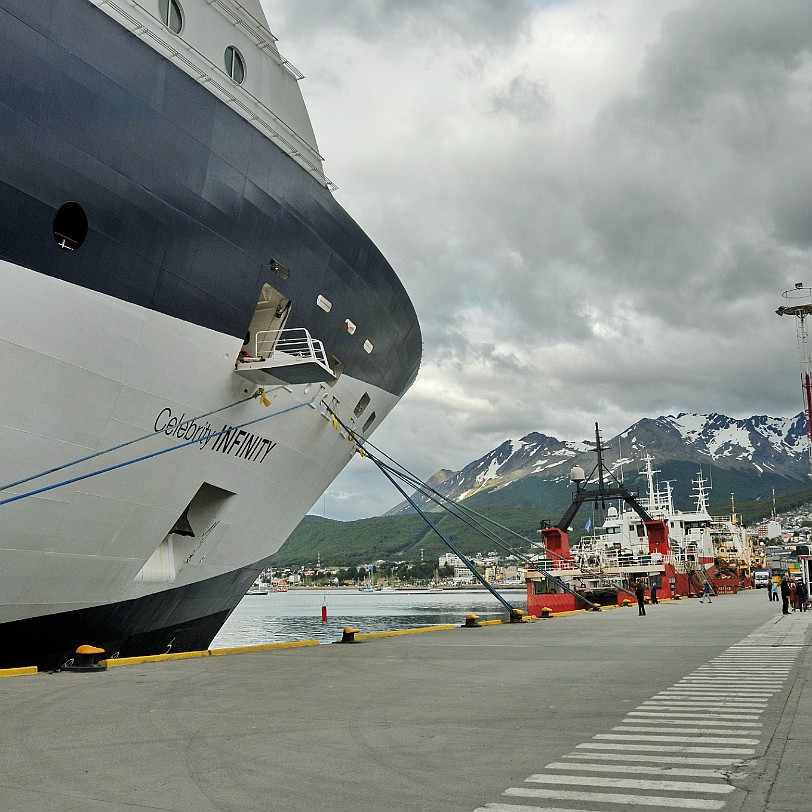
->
[
  {"left": 0, "top": 391, "right": 264, "bottom": 494},
  {"left": 0, "top": 399, "right": 313, "bottom": 508},
  {"left": 327, "top": 407, "right": 598, "bottom": 614},
  {"left": 374, "top": 462, "right": 519, "bottom": 617}
]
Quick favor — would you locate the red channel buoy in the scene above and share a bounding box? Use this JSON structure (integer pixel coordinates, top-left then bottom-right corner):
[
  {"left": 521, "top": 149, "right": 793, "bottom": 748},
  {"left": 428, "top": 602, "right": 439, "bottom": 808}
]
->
[{"left": 321, "top": 603, "right": 328, "bottom": 624}]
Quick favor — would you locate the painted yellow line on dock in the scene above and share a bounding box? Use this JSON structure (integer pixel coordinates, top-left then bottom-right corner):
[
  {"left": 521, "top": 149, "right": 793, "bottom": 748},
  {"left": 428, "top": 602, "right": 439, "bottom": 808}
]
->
[
  {"left": 356, "top": 624, "right": 456, "bottom": 639},
  {"left": 209, "top": 640, "right": 320, "bottom": 656},
  {"left": 103, "top": 639, "right": 321, "bottom": 668},
  {"left": 104, "top": 650, "right": 210, "bottom": 667},
  {"left": 0, "top": 665, "right": 38, "bottom": 678}
]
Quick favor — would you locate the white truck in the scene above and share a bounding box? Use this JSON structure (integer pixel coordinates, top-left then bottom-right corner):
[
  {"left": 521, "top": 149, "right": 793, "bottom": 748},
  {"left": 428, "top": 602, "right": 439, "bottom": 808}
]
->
[{"left": 754, "top": 568, "right": 772, "bottom": 589}]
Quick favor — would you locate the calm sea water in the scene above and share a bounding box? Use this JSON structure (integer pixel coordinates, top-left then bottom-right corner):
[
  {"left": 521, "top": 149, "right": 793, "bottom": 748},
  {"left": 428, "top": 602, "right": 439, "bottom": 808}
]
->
[{"left": 211, "top": 588, "right": 528, "bottom": 648}]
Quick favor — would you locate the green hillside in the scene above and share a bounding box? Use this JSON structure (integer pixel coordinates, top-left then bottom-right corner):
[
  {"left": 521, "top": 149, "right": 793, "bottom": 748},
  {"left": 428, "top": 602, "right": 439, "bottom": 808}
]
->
[
  {"left": 269, "top": 508, "right": 543, "bottom": 567},
  {"left": 269, "top": 478, "right": 812, "bottom": 567}
]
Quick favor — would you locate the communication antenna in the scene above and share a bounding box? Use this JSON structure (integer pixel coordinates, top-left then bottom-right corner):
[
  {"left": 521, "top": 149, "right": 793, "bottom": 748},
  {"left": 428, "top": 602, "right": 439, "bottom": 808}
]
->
[{"left": 776, "top": 282, "right": 812, "bottom": 477}]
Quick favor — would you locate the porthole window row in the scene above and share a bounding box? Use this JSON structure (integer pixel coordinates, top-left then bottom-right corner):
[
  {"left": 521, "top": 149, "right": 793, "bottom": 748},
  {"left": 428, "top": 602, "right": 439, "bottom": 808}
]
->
[{"left": 157, "top": 2, "right": 246, "bottom": 85}]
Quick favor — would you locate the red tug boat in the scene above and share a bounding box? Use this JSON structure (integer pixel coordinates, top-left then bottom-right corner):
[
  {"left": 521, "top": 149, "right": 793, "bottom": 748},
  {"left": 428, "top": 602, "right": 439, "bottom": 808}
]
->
[{"left": 526, "top": 424, "right": 747, "bottom": 615}]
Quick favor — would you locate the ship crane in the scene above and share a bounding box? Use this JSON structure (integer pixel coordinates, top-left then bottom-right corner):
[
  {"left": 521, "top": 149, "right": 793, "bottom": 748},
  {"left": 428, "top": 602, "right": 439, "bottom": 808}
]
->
[
  {"left": 541, "top": 423, "right": 670, "bottom": 566},
  {"left": 555, "top": 423, "right": 654, "bottom": 532},
  {"left": 775, "top": 282, "right": 812, "bottom": 478}
]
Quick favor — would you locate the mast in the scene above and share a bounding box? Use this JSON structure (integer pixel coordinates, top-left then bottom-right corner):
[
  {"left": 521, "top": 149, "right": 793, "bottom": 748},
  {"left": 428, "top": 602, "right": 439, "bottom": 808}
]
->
[
  {"left": 692, "top": 469, "right": 709, "bottom": 514},
  {"left": 776, "top": 283, "right": 812, "bottom": 477}
]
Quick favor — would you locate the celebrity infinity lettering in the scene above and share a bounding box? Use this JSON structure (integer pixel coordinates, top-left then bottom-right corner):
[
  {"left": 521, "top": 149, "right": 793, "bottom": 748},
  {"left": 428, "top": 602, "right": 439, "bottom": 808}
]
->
[{"left": 154, "top": 408, "right": 276, "bottom": 462}]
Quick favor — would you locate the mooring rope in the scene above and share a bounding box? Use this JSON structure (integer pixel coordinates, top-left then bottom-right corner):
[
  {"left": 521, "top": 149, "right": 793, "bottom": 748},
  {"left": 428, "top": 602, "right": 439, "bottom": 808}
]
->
[
  {"left": 352, "top": 431, "right": 543, "bottom": 558},
  {"left": 373, "top": 456, "right": 532, "bottom": 559},
  {"left": 324, "top": 406, "right": 526, "bottom": 617},
  {"left": 324, "top": 405, "right": 600, "bottom": 612},
  {"left": 370, "top": 454, "right": 599, "bottom": 611}
]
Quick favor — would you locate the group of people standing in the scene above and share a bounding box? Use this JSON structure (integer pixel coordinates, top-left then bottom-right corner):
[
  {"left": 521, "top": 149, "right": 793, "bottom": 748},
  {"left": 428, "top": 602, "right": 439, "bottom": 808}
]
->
[
  {"left": 774, "top": 575, "right": 809, "bottom": 614},
  {"left": 633, "top": 579, "right": 661, "bottom": 616},
  {"left": 632, "top": 574, "right": 809, "bottom": 617}
]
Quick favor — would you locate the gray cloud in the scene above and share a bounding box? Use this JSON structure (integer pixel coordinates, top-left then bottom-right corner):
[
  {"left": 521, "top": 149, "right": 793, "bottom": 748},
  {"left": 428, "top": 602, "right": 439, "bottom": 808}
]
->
[
  {"left": 261, "top": 0, "right": 812, "bottom": 520},
  {"left": 263, "top": 0, "right": 537, "bottom": 44},
  {"left": 490, "top": 74, "right": 554, "bottom": 122}
]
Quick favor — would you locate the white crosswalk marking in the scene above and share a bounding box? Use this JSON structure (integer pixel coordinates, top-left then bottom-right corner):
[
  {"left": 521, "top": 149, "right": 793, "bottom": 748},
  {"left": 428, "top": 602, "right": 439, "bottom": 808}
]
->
[
  {"left": 576, "top": 742, "right": 756, "bottom": 754},
  {"left": 624, "top": 716, "right": 762, "bottom": 727},
  {"left": 657, "top": 687, "right": 777, "bottom": 693},
  {"left": 628, "top": 710, "right": 755, "bottom": 719},
  {"left": 503, "top": 786, "right": 727, "bottom": 808},
  {"left": 592, "top": 733, "right": 760, "bottom": 744},
  {"left": 612, "top": 725, "right": 761, "bottom": 735},
  {"left": 565, "top": 751, "right": 743, "bottom": 765},
  {"left": 544, "top": 761, "right": 746, "bottom": 779},
  {"left": 473, "top": 615, "right": 808, "bottom": 812},
  {"left": 639, "top": 702, "right": 767, "bottom": 709},
  {"left": 524, "top": 773, "right": 735, "bottom": 793},
  {"left": 474, "top": 806, "right": 616, "bottom": 812}
]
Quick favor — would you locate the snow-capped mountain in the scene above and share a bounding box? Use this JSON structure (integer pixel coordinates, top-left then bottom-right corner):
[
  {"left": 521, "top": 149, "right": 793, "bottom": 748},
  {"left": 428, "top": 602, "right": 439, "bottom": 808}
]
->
[{"left": 388, "top": 412, "right": 810, "bottom": 515}]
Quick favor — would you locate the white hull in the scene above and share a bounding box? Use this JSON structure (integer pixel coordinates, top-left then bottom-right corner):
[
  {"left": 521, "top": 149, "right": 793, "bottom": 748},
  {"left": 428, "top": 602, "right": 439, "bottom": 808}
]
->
[{"left": 0, "top": 259, "right": 398, "bottom": 625}]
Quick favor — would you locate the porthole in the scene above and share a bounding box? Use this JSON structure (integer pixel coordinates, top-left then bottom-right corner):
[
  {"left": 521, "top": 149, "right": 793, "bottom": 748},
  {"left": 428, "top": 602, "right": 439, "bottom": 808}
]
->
[
  {"left": 363, "top": 340, "right": 374, "bottom": 354},
  {"left": 317, "top": 295, "right": 332, "bottom": 313},
  {"left": 343, "top": 319, "right": 356, "bottom": 335},
  {"left": 53, "top": 202, "right": 88, "bottom": 251},
  {"left": 362, "top": 412, "right": 376, "bottom": 433},
  {"left": 158, "top": 0, "right": 183, "bottom": 34},
  {"left": 225, "top": 46, "right": 246, "bottom": 84}
]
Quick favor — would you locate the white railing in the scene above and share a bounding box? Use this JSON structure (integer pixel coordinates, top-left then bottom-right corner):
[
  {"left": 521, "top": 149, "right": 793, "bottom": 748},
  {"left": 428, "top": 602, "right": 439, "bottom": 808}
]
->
[{"left": 254, "top": 328, "right": 329, "bottom": 366}]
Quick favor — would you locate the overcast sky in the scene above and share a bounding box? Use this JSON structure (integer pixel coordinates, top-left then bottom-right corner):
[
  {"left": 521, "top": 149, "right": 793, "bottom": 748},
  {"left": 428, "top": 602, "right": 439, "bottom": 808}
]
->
[{"left": 260, "top": 0, "right": 812, "bottom": 521}]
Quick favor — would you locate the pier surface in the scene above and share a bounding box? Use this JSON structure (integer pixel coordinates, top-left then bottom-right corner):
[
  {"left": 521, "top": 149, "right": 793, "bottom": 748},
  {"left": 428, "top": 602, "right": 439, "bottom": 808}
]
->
[{"left": 0, "top": 590, "right": 809, "bottom": 812}]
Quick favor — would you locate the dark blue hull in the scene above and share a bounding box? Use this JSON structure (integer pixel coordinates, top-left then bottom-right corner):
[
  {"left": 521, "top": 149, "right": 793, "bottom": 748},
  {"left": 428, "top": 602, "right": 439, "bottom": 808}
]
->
[
  {"left": 0, "top": 559, "right": 270, "bottom": 670},
  {"left": 0, "top": 0, "right": 420, "bottom": 396}
]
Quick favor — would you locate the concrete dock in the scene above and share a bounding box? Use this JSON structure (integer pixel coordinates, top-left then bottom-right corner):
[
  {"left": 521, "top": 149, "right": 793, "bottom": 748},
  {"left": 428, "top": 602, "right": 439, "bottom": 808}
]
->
[{"left": 0, "top": 589, "right": 809, "bottom": 812}]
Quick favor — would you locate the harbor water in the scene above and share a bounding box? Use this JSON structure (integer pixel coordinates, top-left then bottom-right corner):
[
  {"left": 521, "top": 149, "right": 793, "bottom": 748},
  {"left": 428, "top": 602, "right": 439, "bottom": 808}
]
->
[{"left": 211, "top": 588, "right": 528, "bottom": 648}]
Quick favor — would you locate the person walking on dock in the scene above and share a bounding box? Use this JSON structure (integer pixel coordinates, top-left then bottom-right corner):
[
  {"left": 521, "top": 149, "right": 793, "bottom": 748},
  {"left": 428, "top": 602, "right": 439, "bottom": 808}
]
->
[
  {"left": 789, "top": 579, "right": 797, "bottom": 611},
  {"left": 796, "top": 580, "right": 808, "bottom": 612},
  {"left": 634, "top": 580, "right": 646, "bottom": 616},
  {"left": 780, "top": 575, "right": 791, "bottom": 615},
  {"left": 770, "top": 580, "right": 779, "bottom": 602},
  {"left": 650, "top": 581, "right": 659, "bottom": 605},
  {"left": 699, "top": 581, "right": 712, "bottom": 604}
]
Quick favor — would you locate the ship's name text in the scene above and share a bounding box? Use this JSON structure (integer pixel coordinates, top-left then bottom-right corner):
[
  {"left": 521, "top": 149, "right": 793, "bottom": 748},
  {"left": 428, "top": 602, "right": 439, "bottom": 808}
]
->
[{"left": 154, "top": 409, "right": 276, "bottom": 463}]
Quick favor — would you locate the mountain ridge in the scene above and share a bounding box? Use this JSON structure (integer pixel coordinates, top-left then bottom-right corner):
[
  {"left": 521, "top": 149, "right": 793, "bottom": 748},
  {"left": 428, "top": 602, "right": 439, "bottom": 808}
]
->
[
  {"left": 268, "top": 411, "right": 812, "bottom": 566},
  {"left": 387, "top": 411, "right": 810, "bottom": 514}
]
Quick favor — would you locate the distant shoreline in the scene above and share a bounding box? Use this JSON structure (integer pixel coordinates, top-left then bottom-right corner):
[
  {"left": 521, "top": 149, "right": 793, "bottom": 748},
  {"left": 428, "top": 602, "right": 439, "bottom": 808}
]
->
[{"left": 279, "top": 584, "right": 526, "bottom": 592}]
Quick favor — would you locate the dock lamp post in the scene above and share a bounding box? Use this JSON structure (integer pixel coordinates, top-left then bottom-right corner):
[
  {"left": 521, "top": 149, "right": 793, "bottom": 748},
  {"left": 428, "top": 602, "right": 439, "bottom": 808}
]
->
[{"left": 776, "top": 283, "right": 812, "bottom": 479}]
